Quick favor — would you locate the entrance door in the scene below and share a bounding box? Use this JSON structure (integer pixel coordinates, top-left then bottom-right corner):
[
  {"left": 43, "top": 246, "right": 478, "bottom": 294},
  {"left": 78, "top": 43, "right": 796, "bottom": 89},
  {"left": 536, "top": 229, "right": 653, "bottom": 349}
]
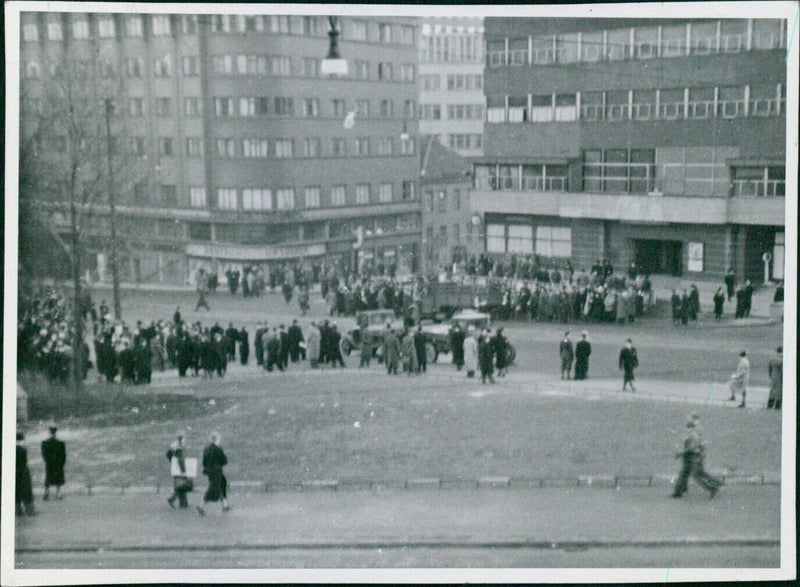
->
[{"left": 634, "top": 239, "right": 682, "bottom": 276}]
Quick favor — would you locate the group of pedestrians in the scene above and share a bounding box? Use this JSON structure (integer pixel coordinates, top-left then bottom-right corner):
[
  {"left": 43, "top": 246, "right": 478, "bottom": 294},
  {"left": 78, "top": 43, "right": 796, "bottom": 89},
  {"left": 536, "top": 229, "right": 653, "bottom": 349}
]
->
[{"left": 165, "top": 430, "right": 230, "bottom": 516}]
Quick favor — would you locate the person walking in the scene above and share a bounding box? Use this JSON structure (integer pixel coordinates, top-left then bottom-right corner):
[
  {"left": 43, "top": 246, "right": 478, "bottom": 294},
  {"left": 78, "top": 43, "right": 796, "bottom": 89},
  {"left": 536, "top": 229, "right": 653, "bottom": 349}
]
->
[
  {"left": 449, "top": 323, "right": 465, "bottom": 371},
  {"left": 402, "top": 328, "right": 418, "bottom": 376},
  {"left": 574, "top": 331, "right": 592, "bottom": 380},
  {"left": 196, "top": 431, "right": 230, "bottom": 515},
  {"left": 194, "top": 284, "right": 210, "bottom": 312},
  {"left": 329, "top": 323, "right": 346, "bottom": 368},
  {"left": 559, "top": 331, "right": 574, "bottom": 380},
  {"left": 619, "top": 338, "right": 638, "bottom": 392},
  {"left": 16, "top": 433, "right": 37, "bottom": 516},
  {"left": 478, "top": 330, "right": 496, "bottom": 384},
  {"left": 238, "top": 327, "right": 249, "bottom": 365},
  {"left": 670, "top": 290, "right": 681, "bottom": 326},
  {"left": 728, "top": 350, "right": 750, "bottom": 408},
  {"left": 359, "top": 330, "right": 373, "bottom": 368},
  {"left": 41, "top": 426, "right": 66, "bottom": 501},
  {"left": 463, "top": 327, "right": 478, "bottom": 379},
  {"left": 166, "top": 432, "right": 194, "bottom": 509},
  {"left": 767, "top": 346, "right": 783, "bottom": 409},
  {"left": 383, "top": 325, "right": 401, "bottom": 376},
  {"left": 671, "top": 414, "right": 722, "bottom": 499},
  {"left": 413, "top": 325, "right": 427, "bottom": 374},
  {"left": 724, "top": 267, "right": 736, "bottom": 301},
  {"left": 712, "top": 287, "right": 725, "bottom": 322}
]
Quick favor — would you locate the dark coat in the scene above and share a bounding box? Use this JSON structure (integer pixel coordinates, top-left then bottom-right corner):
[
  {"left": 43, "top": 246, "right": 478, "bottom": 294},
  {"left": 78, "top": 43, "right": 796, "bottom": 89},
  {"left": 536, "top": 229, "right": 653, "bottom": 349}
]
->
[
  {"left": 619, "top": 346, "right": 638, "bottom": 379},
  {"left": 449, "top": 328, "right": 465, "bottom": 365},
  {"left": 16, "top": 445, "right": 34, "bottom": 505},
  {"left": 574, "top": 340, "right": 592, "bottom": 380},
  {"left": 478, "top": 338, "right": 494, "bottom": 373},
  {"left": 41, "top": 437, "right": 66, "bottom": 486},
  {"left": 493, "top": 333, "right": 509, "bottom": 370},
  {"left": 202, "top": 443, "right": 228, "bottom": 502}
]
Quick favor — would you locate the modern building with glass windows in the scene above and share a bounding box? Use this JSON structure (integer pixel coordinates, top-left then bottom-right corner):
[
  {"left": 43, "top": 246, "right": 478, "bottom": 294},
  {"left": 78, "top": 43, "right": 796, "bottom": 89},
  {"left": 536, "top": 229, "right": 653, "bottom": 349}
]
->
[
  {"left": 472, "top": 17, "right": 787, "bottom": 283},
  {"left": 20, "top": 12, "right": 421, "bottom": 283},
  {"left": 418, "top": 17, "right": 485, "bottom": 158}
]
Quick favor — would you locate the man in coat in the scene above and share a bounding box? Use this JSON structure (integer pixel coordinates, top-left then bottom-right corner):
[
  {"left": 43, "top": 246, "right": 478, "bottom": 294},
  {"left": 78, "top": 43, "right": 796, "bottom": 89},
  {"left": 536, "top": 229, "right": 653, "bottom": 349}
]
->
[
  {"left": 671, "top": 414, "right": 722, "bottom": 499},
  {"left": 265, "top": 329, "right": 282, "bottom": 372},
  {"left": 574, "top": 331, "right": 592, "bottom": 380},
  {"left": 278, "top": 325, "right": 290, "bottom": 370},
  {"left": 463, "top": 327, "right": 478, "bottom": 378},
  {"left": 16, "top": 433, "right": 36, "bottom": 516},
  {"left": 724, "top": 267, "right": 735, "bottom": 301},
  {"left": 449, "top": 324, "right": 465, "bottom": 371},
  {"left": 197, "top": 431, "right": 230, "bottom": 515},
  {"left": 619, "top": 338, "right": 638, "bottom": 392},
  {"left": 767, "top": 346, "right": 783, "bottom": 409},
  {"left": 413, "top": 325, "right": 427, "bottom": 374},
  {"left": 287, "top": 320, "right": 305, "bottom": 363},
  {"left": 238, "top": 327, "right": 249, "bottom": 365},
  {"left": 559, "top": 331, "right": 574, "bottom": 380},
  {"left": 329, "top": 323, "right": 346, "bottom": 368},
  {"left": 41, "top": 426, "right": 67, "bottom": 500},
  {"left": 383, "top": 324, "right": 401, "bottom": 375},
  {"left": 254, "top": 323, "right": 266, "bottom": 367},
  {"left": 478, "top": 330, "right": 495, "bottom": 384},
  {"left": 225, "top": 323, "right": 238, "bottom": 362},
  {"left": 118, "top": 340, "right": 136, "bottom": 384},
  {"left": 306, "top": 322, "right": 320, "bottom": 368}
]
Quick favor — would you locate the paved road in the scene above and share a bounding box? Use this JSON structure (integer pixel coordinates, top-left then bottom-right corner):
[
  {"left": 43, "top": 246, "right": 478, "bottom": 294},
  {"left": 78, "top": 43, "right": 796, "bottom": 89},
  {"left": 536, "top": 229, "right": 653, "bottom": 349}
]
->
[{"left": 15, "top": 486, "right": 780, "bottom": 569}]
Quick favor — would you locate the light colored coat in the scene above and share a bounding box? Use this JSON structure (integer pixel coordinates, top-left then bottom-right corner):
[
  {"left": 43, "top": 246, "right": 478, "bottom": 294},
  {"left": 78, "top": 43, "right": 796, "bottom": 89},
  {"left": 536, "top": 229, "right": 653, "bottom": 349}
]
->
[
  {"left": 463, "top": 335, "right": 478, "bottom": 373},
  {"left": 306, "top": 326, "right": 320, "bottom": 362},
  {"left": 729, "top": 356, "right": 750, "bottom": 394}
]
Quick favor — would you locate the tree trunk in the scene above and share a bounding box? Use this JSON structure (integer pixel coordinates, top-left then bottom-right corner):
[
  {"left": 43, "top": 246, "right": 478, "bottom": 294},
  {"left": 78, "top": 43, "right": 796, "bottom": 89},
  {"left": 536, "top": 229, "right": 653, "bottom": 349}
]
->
[{"left": 70, "top": 200, "right": 84, "bottom": 416}]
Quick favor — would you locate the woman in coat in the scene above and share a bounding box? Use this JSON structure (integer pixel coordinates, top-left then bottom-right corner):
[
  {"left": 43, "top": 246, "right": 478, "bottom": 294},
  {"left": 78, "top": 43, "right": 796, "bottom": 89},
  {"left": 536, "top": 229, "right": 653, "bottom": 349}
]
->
[
  {"left": 478, "top": 332, "right": 495, "bottom": 384},
  {"left": 728, "top": 350, "right": 750, "bottom": 408},
  {"left": 196, "top": 431, "right": 229, "bottom": 516},
  {"left": 463, "top": 328, "right": 479, "bottom": 378},
  {"left": 493, "top": 327, "right": 509, "bottom": 377},
  {"left": 712, "top": 287, "right": 725, "bottom": 322},
  {"left": 306, "top": 323, "right": 320, "bottom": 368}
]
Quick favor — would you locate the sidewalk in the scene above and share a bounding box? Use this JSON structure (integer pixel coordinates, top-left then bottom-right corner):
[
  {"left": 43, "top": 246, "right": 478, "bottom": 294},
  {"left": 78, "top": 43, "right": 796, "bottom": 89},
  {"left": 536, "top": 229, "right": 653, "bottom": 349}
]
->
[{"left": 15, "top": 486, "right": 780, "bottom": 553}]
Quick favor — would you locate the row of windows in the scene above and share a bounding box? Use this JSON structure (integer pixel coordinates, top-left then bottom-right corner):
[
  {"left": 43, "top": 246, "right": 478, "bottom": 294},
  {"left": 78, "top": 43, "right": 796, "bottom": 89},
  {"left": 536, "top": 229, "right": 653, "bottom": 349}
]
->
[
  {"left": 183, "top": 182, "right": 416, "bottom": 211},
  {"left": 424, "top": 188, "right": 462, "bottom": 213},
  {"left": 419, "top": 32, "right": 484, "bottom": 64},
  {"left": 214, "top": 136, "right": 416, "bottom": 158},
  {"left": 420, "top": 73, "right": 483, "bottom": 92},
  {"left": 22, "top": 15, "right": 415, "bottom": 45},
  {"left": 211, "top": 53, "right": 415, "bottom": 81},
  {"left": 447, "top": 133, "right": 483, "bottom": 151},
  {"left": 425, "top": 224, "right": 462, "bottom": 253},
  {"left": 485, "top": 84, "right": 786, "bottom": 124},
  {"left": 213, "top": 96, "right": 415, "bottom": 119},
  {"left": 419, "top": 103, "right": 484, "bottom": 120},
  {"left": 485, "top": 225, "right": 572, "bottom": 258},
  {"left": 486, "top": 19, "right": 786, "bottom": 68}
]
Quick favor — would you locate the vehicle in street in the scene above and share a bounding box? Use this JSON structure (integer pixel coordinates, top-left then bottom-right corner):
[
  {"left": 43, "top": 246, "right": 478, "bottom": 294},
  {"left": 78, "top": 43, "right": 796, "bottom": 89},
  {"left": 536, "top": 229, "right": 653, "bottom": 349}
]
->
[
  {"left": 419, "top": 279, "right": 505, "bottom": 320},
  {"left": 420, "top": 309, "right": 516, "bottom": 364},
  {"left": 340, "top": 309, "right": 404, "bottom": 356}
]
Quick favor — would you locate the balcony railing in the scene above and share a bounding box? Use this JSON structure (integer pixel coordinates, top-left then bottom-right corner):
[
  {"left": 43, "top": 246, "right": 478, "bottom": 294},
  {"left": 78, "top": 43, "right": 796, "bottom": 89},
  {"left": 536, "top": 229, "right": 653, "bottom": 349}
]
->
[
  {"left": 731, "top": 179, "right": 785, "bottom": 197},
  {"left": 487, "top": 50, "right": 506, "bottom": 67},
  {"left": 718, "top": 99, "right": 746, "bottom": 118}
]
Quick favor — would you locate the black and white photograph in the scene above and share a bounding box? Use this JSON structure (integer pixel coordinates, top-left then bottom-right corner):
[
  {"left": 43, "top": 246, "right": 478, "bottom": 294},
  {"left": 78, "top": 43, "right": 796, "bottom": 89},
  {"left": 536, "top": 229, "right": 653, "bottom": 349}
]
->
[{"left": 2, "top": 1, "right": 796, "bottom": 583}]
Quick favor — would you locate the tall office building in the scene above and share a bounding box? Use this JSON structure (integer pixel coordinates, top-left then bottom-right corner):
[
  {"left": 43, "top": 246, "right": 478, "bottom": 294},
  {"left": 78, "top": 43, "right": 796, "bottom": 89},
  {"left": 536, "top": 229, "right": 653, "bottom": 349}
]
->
[
  {"left": 471, "top": 17, "right": 787, "bottom": 283},
  {"left": 20, "top": 12, "right": 421, "bottom": 283},
  {"left": 418, "top": 17, "right": 485, "bottom": 157}
]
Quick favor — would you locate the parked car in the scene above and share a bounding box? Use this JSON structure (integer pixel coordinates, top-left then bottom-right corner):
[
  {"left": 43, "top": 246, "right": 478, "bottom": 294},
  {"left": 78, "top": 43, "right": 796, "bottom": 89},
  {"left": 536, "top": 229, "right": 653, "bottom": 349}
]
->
[
  {"left": 420, "top": 309, "right": 516, "bottom": 364},
  {"left": 340, "top": 309, "right": 404, "bottom": 356}
]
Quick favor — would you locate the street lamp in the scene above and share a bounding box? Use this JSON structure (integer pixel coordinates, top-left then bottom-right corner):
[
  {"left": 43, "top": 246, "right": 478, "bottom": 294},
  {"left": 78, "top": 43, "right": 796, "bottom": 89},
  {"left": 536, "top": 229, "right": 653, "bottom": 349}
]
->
[
  {"left": 104, "top": 98, "right": 122, "bottom": 319},
  {"left": 320, "top": 16, "right": 348, "bottom": 77}
]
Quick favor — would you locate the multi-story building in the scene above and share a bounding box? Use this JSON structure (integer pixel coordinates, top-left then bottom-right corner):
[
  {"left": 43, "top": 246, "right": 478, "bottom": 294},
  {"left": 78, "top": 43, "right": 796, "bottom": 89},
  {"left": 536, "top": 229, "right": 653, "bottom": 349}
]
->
[
  {"left": 20, "top": 12, "right": 421, "bottom": 283},
  {"left": 472, "top": 17, "right": 787, "bottom": 283},
  {"left": 418, "top": 17, "right": 485, "bottom": 158},
  {"left": 419, "top": 136, "right": 474, "bottom": 273}
]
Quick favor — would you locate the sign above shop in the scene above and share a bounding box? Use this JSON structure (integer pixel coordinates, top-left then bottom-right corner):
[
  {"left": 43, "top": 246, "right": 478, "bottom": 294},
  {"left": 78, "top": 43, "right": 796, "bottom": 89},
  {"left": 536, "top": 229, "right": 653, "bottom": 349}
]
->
[{"left": 186, "top": 242, "right": 326, "bottom": 261}]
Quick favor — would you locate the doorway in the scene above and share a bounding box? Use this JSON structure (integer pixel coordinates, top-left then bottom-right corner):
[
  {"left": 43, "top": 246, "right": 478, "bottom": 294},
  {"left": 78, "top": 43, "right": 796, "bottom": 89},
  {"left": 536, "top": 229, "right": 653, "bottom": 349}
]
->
[{"left": 634, "top": 239, "right": 682, "bottom": 276}]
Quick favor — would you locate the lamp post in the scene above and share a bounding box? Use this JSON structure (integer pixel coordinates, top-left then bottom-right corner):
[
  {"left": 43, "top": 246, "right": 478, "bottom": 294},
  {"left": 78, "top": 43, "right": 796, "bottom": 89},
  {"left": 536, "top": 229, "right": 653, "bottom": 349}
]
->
[
  {"left": 320, "top": 16, "right": 348, "bottom": 77},
  {"left": 104, "top": 98, "right": 122, "bottom": 319}
]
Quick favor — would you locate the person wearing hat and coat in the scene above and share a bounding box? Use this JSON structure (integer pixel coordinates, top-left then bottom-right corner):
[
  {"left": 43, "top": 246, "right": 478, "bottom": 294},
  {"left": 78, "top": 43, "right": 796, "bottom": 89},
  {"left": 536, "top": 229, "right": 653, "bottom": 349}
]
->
[
  {"left": 463, "top": 327, "right": 478, "bottom": 378},
  {"left": 16, "top": 433, "right": 37, "bottom": 516},
  {"left": 728, "top": 350, "right": 750, "bottom": 408},
  {"left": 197, "top": 431, "right": 230, "bottom": 516},
  {"left": 574, "top": 332, "right": 592, "bottom": 380},
  {"left": 167, "top": 432, "right": 193, "bottom": 509},
  {"left": 619, "top": 338, "right": 638, "bottom": 392},
  {"left": 671, "top": 414, "right": 722, "bottom": 499},
  {"left": 559, "top": 331, "right": 574, "bottom": 380},
  {"left": 41, "top": 426, "right": 67, "bottom": 500},
  {"left": 767, "top": 346, "right": 783, "bottom": 409},
  {"left": 449, "top": 323, "right": 466, "bottom": 371}
]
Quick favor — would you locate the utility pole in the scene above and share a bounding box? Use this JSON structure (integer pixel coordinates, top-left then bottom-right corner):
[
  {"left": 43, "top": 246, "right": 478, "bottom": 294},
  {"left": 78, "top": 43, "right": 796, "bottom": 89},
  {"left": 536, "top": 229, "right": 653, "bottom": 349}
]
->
[{"left": 104, "top": 98, "right": 122, "bottom": 319}]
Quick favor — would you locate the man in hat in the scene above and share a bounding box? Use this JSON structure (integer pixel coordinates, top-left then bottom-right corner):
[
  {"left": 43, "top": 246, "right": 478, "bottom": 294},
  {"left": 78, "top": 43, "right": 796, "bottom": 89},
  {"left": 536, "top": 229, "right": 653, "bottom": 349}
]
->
[
  {"left": 559, "top": 331, "right": 574, "bottom": 380},
  {"left": 166, "top": 432, "right": 193, "bottom": 509},
  {"left": 41, "top": 426, "right": 67, "bottom": 500},
  {"left": 197, "top": 431, "right": 230, "bottom": 516},
  {"left": 574, "top": 331, "right": 592, "bottom": 380},
  {"left": 449, "top": 323, "right": 465, "bottom": 371},
  {"left": 16, "top": 432, "right": 37, "bottom": 515},
  {"left": 728, "top": 350, "right": 750, "bottom": 408},
  {"left": 619, "top": 338, "right": 638, "bottom": 392},
  {"left": 671, "top": 414, "right": 723, "bottom": 499},
  {"left": 767, "top": 346, "right": 783, "bottom": 410}
]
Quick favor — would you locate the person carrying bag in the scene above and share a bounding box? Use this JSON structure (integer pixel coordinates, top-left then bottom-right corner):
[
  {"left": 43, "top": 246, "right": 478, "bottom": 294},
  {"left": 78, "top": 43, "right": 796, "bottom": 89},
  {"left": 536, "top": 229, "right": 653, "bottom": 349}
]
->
[{"left": 166, "top": 432, "right": 196, "bottom": 509}]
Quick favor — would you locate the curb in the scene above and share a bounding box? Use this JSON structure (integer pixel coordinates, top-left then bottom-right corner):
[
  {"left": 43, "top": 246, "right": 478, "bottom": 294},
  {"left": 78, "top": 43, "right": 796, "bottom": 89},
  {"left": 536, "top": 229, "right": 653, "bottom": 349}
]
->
[{"left": 42, "top": 473, "right": 780, "bottom": 497}]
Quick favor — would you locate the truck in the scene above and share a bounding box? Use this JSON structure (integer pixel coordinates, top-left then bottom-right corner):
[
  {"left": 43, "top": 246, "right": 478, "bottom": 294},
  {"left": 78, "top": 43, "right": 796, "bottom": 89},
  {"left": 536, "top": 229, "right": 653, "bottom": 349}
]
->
[{"left": 420, "top": 309, "right": 516, "bottom": 364}]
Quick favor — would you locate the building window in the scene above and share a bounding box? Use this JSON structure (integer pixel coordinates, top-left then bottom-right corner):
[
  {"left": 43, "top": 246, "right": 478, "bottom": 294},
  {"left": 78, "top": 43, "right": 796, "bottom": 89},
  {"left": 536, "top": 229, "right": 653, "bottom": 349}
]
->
[
  {"left": 439, "top": 225, "right": 448, "bottom": 247},
  {"left": 354, "top": 99, "right": 370, "bottom": 119},
  {"left": 276, "top": 188, "right": 295, "bottom": 210},
  {"left": 303, "top": 138, "right": 320, "bottom": 157},
  {"left": 185, "top": 138, "right": 204, "bottom": 157},
  {"left": 129, "top": 137, "right": 146, "bottom": 156},
  {"left": 256, "top": 97, "right": 269, "bottom": 115},
  {"left": 688, "top": 87, "right": 715, "bottom": 119},
  {"left": 437, "top": 190, "right": 447, "bottom": 213},
  {"left": 274, "top": 97, "right": 294, "bottom": 115},
  {"left": 378, "top": 62, "right": 393, "bottom": 81},
  {"left": 356, "top": 184, "right": 370, "bottom": 204},
  {"left": 354, "top": 137, "right": 370, "bottom": 156},
  {"left": 400, "top": 136, "right": 415, "bottom": 155},
  {"left": 242, "top": 188, "right": 271, "bottom": 210},
  {"left": 217, "top": 189, "right": 238, "bottom": 210},
  {"left": 379, "top": 23, "right": 392, "bottom": 43},
  {"left": 242, "top": 139, "right": 269, "bottom": 158},
  {"left": 182, "top": 15, "right": 198, "bottom": 34},
  {"left": 379, "top": 183, "right": 393, "bottom": 203},
  {"left": 216, "top": 139, "right": 236, "bottom": 158},
  {"left": 583, "top": 149, "right": 655, "bottom": 193},
  {"left": 351, "top": 60, "right": 369, "bottom": 80},
  {"left": 420, "top": 104, "right": 441, "bottom": 120},
  {"left": 300, "top": 57, "right": 319, "bottom": 77},
  {"left": 125, "top": 58, "right": 143, "bottom": 77},
  {"left": 155, "top": 98, "right": 172, "bottom": 116},
  {"left": 505, "top": 225, "right": 532, "bottom": 253},
  {"left": 274, "top": 139, "right": 293, "bottom": 158},
  {"left": 403, "top": 100, "right": 416, "bottom": 119},
  {"left": 213, "top": 55, "right": 233, "bottom": 75},
  {"left": 398, "top": 25, "right": 414, "bottom": 45},
  {"left": 379, "top": 99, "right": 393, "bottom": 118},
  {"left": 331, "top": 99, "right": 346, "bottom": 118},
  {"left": 23, "top": 22, "right": 39, "bottom": 42},
  {"left": 731, "top": 166, "right": 785, "bottom": 197},
  {"left": 400, "top": 64, "right": 415, "bottom": 82},
  {"left": 349, "top": 19, "right": 367, "bottom": 41},
  {"left": 425, "top": 190, "right": 435, "bottom": 212},
  {"left": 536, "top": 226, "right": 571, "bottom": 257},
  {"left": 331, "top": 185, "right": 346, "bottom": 206},
  {"left": 447, "top": 104, "right": 483, "bottom": 120},
  {"left": 152, "top": 15, "right": 171, "bottom": 36},
  {"left": 190, "top": 187, "right": 206, "bottom": 208},
  {"left": 236, "top": 54, "right": 268, "bottom": 75},
  {"left": 97, "top": 16, "right": 115, "bottom": 38},
  {"left": 123, "top": 15, "right": 143, "bottom": 37},
  {"left": 421, "top": 75, "right": 440, "bottom": 90},
  {"left": 330, "top": 138, "right": 347, "bottom": 157},
  {"left": 158, "top": 137, "right": 173, "bottom": 156},
  {"left": 180, "top": 56, "right": 199, "bottom": 76},
  {"left": 269, "top": 15, "right": 289, "bottom": 33},
  {"left": 487, "top": 96, "right": 506, "bottom": 123},
  {"left": 184, "top": 97, "right": 202, "bottom": 116},
  {"left": 22, "top": 61, "right": 41, "bottom": 79},
  {"left": 132, "top": 183, "right": 148, "bottom": 205},
  {"left": 239, "top": 97, "right": 255, "bottom": 116},
  {"left": 303, "top": 98, "right": 319, "bottom": 118},
  {"left": 189, "top": 222, "right": 212, "bottom": 241},
  {"left": 153, "top": 56, "right": 172, "bottom": 77},
  {"left": 72, "top": 19, "right": 89, "bottom": 39},
  {"left": 45, "top": 21, "right": 62, "bottom": 40},
  {"left": 304, "top": 186, "right": 321, "bottom": 208},
  {"left": 159, "top": 184, "right": 177, "bottom": 206},
  {"left": 486, "top": 224, "right": 505, "bottom": 253},
  {"left": 128, "top": 98, "right": 145, "bottom": 117},
  {"left": 378, "top": 137, "right": 393, "bottom": 155},
  {"left": 402, "top": 180, "right": 415, "bottom": 201},
  {"left": 301, "top": 16, "right": 320, "bottom": 36},
  {"left": 271, "top": 55, "right": 292, "bottom": 76}
]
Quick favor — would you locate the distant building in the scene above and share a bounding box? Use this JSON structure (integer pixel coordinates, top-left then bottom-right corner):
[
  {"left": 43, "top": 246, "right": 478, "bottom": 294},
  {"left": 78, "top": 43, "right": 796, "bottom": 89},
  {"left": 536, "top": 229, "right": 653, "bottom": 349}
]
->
[
  {"left": 419, "top": 137, "right": 474, "bottom": 273},
  {"left": 418, "top": 17, "right": 485, "bottom": 157},
  {"left": 472, "top": 17, "right": 786, "bottom": 283},
  {"left": 20, "top": 12, "right": 422, "bottom": 283}
]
